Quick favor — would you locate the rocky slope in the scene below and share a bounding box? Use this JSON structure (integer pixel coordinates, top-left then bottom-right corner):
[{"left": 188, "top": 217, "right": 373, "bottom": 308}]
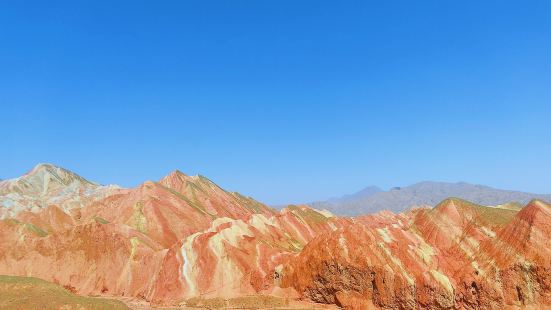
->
[
  {"left": 0, "top": 164, "right": 345, "bottom": 306},
  {"left": 282, "top": 198, "right": 551, "bottom": 309},
  {"left": 150, "top": 205, "right": 348, "bottom": 305},
  {"left": 0, "top": 163, "right": 120, "bottom": 219},
  {"left": 2, "top": 164, "right": 550, "bottom": 309}
]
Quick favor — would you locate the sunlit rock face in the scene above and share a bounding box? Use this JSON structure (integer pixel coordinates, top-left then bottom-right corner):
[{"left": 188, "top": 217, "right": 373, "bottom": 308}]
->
[
  {"left": 76, "top": 169, "right": 276, "bottom": 248},
  {"left": 0, "top": 220, "right": 165, "bottom": 298},
  {"left": 0, "top": 164, "right": 120, "bottom": 219},
  {"left": 282, "top": 198, "right": 551, "bottom": 309},
  {"left": 2, "top": 164, "right": 551, "bottom": 309},
  {"left": 149, "top": 206, "right": 349, "bottom": 305},
  {"left": 0, "top": 164, "right": 346, "bottom": 305}
]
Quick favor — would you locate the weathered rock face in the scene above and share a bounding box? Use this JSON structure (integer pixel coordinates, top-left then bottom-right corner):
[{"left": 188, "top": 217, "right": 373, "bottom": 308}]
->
[
  {"left": 0, "top": 164, "right": 120, "bottom": 219},
  {"left": 2, "top": 164, "right": 550, "bottom": 309},
  {"left": 77, "top": 170, "right": 276, "bottom": 248},
  {"left": 282, "top": 198, "right": 551, "bottom": 309},
  {"left": 0, "top": 220, "right": 165, "bottom": 298},
  {"left": 150, "top": 206, "right": 349, "bottom": 305},
  {"left": 0, "top": 164, "right": 346, "bottom": 305}
]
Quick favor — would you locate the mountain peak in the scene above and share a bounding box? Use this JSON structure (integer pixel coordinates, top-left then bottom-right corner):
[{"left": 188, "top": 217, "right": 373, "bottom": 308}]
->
[
  {"left": 517, "top": 199, "right": 551, "bottom": 225},
  {"left": 172, "top": 169, "right": 188, "bottom": 177},
  {"left": 26, "top": 163, "right": 62, "bottom": 178},
  {"left": 30, "top": 163, "right": 57, "bottom": 171},
  {"left": 434, "top": 197, "right": 480, "bottom": 209},
  {"left": 355, "top": 185, "right": 382, "bottom": 196},
  {"left": 163, "top": 169, "right": 189, "bottom": 180},
  {"left": 431, "top": 197, "right": 483, "bottom": 219},
  {"left": 0, "top": 164, "right": 97, "bottom": 194},
  {"left": 24, "top": 163, "right": 96, "bottom": 186},
  {"left": 158, "top": 170, "right": 189, "bottom": 190},
  {"left": 0, "top": 164, "right": 119, "bottom": 218},
  {"left": 527, "top": 199, "right": 550, "bottom": 208},
  {"left": 158, "top": 169, "right": 218, "bottom": 193},
  {"left": 29, "top": 163, "right": 70, "bottom": 174}
]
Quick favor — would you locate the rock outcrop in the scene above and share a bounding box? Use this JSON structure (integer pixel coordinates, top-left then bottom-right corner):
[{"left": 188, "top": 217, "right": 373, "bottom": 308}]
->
[
  {"left": 0, "top": 163, "right": 120, "bottom": 219},
  {"left": 0, "top": 164, "right": 345, "bottom": 305},
  {"left": 282, "top": 198, "right": 551, "bottom": 309},
  {"left": 2, "top": 164, "right": 550, "bottom": 309}
]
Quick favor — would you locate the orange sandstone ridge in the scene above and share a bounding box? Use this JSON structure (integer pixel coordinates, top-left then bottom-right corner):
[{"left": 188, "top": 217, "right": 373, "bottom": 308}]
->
[
  {"left": 1, "top": 164, "right": 550, "bottom": 309},
  {"left": 281, "top": 198, "right": 551, "bottom": 309}
]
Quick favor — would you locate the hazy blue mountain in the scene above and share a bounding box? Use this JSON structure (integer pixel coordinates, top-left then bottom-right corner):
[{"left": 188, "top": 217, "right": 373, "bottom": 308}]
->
[
  {"left": 324, "top": 186, "right": 382, "bottom": 203},
  {"left": 309, "top": 181, "right": 551, "bottom": 216}
]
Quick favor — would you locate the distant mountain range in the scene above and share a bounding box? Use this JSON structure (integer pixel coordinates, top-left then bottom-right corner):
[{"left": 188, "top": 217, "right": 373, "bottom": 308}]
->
[{"left": 309, "top": 181, "right": 551, "bottom": 216}]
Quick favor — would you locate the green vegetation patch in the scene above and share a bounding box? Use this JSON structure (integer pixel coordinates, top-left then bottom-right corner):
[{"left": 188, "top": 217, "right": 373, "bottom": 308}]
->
[
  {"left": 189, "top": 177, "right": 211, "bottom": 194},
  {"left": 2, "top": 219, "right": 21, "bottom": 226},
  {"left": 0, "top": 275, "right": 129, "bottom": 310},
  {"left": 233, "top": 192, "right": 274, "bottom": 214},
  {"left": 287, "top": 237, "right": 304, "bottom": 252},
  {"left": 288, "top": 205, "right": 329, "bottom": 224},
  {"left": 23, "top": 223, "right": 48, "bottom": 237},
  {"left": 93, "top": 216, "right": 110, "bottom": 224},
  {"left": 434, "top": 197, "right": 519, "bottom": 226},
  {"left": 159, "top": 183, "right": 212, "bottom": 217},
  {"left": 434, "top": 197, "right": 485, "bottom": 210},
  {"left": 471, "top": 205, "right": 518, "bottom": 226},
  {"left": 127, "top": 201, "right": 147, "bottom": 233},
  {"left": 2, "top": 219, "right": 48, "bottom": 237}
]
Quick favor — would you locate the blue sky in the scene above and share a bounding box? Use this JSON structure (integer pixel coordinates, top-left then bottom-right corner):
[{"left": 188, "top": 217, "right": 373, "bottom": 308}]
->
[{"left": 2, "top": 1, "right": 551, "bottom": 204}]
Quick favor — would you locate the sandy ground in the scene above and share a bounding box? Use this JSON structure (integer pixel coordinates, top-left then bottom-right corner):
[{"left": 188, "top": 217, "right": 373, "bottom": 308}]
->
[{"left": 115, "top": 296, "right": 341, "bottom": 310}]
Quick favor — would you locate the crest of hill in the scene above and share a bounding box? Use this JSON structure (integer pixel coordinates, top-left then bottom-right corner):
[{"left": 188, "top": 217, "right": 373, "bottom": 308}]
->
[
  {"left": 480, "top": 199, "right": 551, "bottom": 266},
  {"left": 157, "top": 169, "right": 275, "bottom": 216},
  {"left": 0, "top": 164, "right": 120, "bottom": 218},
  {"left": 429, "top": 197, "right": 520, "bottom": 226},
  {"left": 509, "top": 199, "right": 551, "bottom": 229},
  {"left": 0, "top": 163, "right": 99, "bottom": 196}
]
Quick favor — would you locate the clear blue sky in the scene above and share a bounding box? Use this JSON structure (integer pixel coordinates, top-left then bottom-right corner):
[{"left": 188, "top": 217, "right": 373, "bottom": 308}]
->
[{"left": 2, "top": 1, "right": 551, "bottom": 205}]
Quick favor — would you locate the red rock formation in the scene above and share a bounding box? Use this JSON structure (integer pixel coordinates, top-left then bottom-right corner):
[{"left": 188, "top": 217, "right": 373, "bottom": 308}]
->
[
  {"left": 78, "top": 170, "right": 275, "bottom": 248},
  {"left": 0, "top": 220, "right": 165, "bottom": 298},
  {"left": 2, "top": 165, "right": 551, "bottom": 309},
  {"left": 0, "top": 165, "right": 346, "bottom": 306},
  {"left": 282, "top": 199, "right": 551, "bottom": 309},
  {"left": 149, "top": 206, "right": 349, "bottom": 305}
]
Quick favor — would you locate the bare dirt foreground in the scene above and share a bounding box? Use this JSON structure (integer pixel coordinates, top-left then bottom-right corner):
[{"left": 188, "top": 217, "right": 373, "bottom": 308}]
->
[
  {"left": 0, "top": 275, "right": 128, "bottom": 309},
  {"left": 115, "top": 295, "right": 341, "bottom": 310},
  {"left": 0, "top": 275, "right": 339, "bottom": 310}
]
